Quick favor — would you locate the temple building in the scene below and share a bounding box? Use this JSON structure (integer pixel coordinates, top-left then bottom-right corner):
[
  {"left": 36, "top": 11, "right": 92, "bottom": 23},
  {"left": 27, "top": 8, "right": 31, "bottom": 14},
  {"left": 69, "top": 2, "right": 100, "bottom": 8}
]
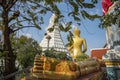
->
[{"left": 39, "top": 14, "right": 68, "bottom": 52}]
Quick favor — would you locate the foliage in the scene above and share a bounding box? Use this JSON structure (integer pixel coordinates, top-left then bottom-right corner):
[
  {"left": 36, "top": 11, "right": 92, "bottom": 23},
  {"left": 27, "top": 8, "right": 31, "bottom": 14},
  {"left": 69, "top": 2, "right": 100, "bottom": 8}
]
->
[
  {"left": 44, "top": 50, "right": 56, "bottom": 58},
  {"left": 56, "top": 52, "right": 67, "bottom": 60},
  {"left": 17, "top": 52, "right": 34, "bottom": 68},
  {"left": 66, "top": 31, "right": 74, "bottom": 47},
  {"left": 75, "top": 54, "right": 89, "bottom": 62},
  {"left": 46, "top": 0, "right": 100, "bottom": 32},
  {"left": 0, "top": 0, "right": 100, "bottom": 40},
  {"left": 99, "top": 2, "right": 120, "bottom": 28},
  {"left": 44, "top": 49, "right": 72, "bottom": 60},
  {"left": 0, "top": 52, "right": 3, "bottom": 58},
  {"left": 12, "top": 35, "right": 42, "bottom": 68}
]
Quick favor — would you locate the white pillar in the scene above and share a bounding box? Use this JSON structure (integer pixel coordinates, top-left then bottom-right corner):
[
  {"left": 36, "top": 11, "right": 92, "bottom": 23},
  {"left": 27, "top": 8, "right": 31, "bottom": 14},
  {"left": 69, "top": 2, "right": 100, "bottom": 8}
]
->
[{"left": 105, "top": 27, "right": 114, "bottom": 48}]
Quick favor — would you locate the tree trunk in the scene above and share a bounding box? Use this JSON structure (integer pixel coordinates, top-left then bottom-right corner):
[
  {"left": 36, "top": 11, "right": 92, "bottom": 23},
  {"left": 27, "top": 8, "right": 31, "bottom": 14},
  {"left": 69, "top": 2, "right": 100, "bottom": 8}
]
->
[{"left": 2, "top": 8, "right": 16, "bottom": 80}]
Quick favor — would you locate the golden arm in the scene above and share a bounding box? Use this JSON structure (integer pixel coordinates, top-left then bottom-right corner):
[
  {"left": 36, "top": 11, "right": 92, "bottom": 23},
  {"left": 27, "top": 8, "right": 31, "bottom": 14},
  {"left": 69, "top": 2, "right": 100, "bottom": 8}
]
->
[{"left": 82, "top": 39, "right": 87, "bottom": 53}]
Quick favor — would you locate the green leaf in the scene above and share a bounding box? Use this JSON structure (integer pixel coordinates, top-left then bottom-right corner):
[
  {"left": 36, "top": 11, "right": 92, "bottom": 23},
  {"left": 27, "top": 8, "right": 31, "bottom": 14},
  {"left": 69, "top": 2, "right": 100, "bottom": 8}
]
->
[
  {"left": 64, "top": 22, "right": 72, "bottom": 32},
  {"left": 27, "top": 10, "right": 41, "bottom": 30},
  {"left": 59, "top": 24, "right": 65, "bottom": 31},
  {"left": 91, "top": 0, "right": 98, "bottom": 4},
  {"left": 69, "top": 1, "right": 79, "bottom": 14},
  {"left": 76, "top": 0, "right": 84, "bottom": 8},
  {"left": 81, "top": 10, "right": 101, "bottom": 20},
  {"left": 68, "top": 12, "right": 74, "bottom": 16},
  {"left": 69, "top": 31, "right": 73, "bottom": 37},
  {"left": 40, "top": 17, "right": 44, "bottom": 24},
  {"left": 34, "top": 22, "right": 41, "bottom": 30},
  {"left": 73, "top": 15, "right": 80, "bottom": 21},
  {"left": 48, "top": 27, "right": 54, "bottom": 32},
  {"left": 16, "top": 18, "right": 23, "bottom": 26},
  {"left": 77, "top": 23, "right": 81, "bottom": 26},
  {"left": 31, "top": 6, "right": 37, "bottom": 10},
  {"left": 82, "top": 3, "right": 95, "bottom": 8},
  {"left": 39, "top": 9, "right": 47, "bottom": 14},
  {"left": 22, "top": 16, "right": 31, "bottom": 21}
]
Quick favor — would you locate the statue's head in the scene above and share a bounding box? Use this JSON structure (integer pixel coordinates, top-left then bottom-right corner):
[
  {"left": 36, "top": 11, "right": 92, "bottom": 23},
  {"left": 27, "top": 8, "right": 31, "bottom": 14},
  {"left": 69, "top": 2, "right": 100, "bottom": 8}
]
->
[{"left": 74, "top": 27, "right": 80, "bottom": 37}]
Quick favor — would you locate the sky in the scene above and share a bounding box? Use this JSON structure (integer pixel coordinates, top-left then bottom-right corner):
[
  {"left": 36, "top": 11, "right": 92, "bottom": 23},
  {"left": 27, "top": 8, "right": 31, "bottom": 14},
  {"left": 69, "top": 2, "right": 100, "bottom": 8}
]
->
[{"left": 18, "top": 0, "right": 106, "bottom": 55}]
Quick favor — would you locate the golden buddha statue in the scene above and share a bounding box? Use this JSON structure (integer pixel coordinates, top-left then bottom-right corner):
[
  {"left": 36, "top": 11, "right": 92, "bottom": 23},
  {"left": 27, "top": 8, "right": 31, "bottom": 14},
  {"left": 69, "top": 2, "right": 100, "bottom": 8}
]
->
[{"left": 69, "top": 27, "right": 88, "bottom": 61}]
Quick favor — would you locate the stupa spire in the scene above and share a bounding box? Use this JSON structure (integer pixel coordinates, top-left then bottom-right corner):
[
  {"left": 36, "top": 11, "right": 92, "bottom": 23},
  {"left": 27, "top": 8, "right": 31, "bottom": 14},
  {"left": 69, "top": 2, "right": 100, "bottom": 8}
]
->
[
  {"left": 47, "top": 14, "right": 57, "bottom": 30},
  {"left": 40, "top": 14, "right": 68, "bottom": 52}
]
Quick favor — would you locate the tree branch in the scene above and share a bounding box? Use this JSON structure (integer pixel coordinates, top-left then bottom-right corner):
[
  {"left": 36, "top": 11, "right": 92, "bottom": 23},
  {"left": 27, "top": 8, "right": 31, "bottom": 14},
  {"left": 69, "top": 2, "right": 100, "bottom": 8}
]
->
[
  {"left": 0, "top": 48, "right": 3, "bottom": 52},
  {"left": 8, "top": 10, "right": 20, "bottom": 23},
  {"left": 9, "top": 19, "right": 32, "bottom": 27},
  {"left": 6, "top": 0, "right": 18, "bottom": 11},
  {"left": 29, "top": 0, "right": 53, "bottom": 13},
  {"left": 0, "top": 0, "right": 2, "bottom": 6},
  {"left": 0, "top": 0, "right": 5, "bottom": 8},
  {"left": 11, "top": 26, "right": 35, "bottom": 34},
  {"left": 7, "top": 0, "right": 13, "bottom": 7}
]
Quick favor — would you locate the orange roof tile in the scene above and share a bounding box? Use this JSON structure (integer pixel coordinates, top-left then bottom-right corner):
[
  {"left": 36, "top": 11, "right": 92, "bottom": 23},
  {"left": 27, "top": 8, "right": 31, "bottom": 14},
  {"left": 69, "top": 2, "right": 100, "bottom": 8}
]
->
[{"left": 90, "top": 48, "right": 110, "bottom": 59}]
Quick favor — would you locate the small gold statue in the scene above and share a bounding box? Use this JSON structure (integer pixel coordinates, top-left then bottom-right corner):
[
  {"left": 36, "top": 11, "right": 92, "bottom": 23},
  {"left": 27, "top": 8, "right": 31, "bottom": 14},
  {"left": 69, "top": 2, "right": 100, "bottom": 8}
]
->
[{"left": 68, "top": 27, "right": 88, "bottom": 61}]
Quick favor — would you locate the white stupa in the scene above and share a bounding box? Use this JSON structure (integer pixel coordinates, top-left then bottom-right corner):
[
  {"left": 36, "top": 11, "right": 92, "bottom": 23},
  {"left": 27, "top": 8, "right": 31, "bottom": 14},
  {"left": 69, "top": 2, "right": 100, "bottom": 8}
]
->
[{"left": 39, "top": 14, "right": 68, "bottom": 52}]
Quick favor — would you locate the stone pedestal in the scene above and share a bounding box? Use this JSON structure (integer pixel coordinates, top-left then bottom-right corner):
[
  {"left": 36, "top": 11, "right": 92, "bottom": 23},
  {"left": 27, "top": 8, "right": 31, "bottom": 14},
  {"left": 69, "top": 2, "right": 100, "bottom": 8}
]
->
[{"left": 102, "top": 46, "right": 120, "bottom": 80}]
